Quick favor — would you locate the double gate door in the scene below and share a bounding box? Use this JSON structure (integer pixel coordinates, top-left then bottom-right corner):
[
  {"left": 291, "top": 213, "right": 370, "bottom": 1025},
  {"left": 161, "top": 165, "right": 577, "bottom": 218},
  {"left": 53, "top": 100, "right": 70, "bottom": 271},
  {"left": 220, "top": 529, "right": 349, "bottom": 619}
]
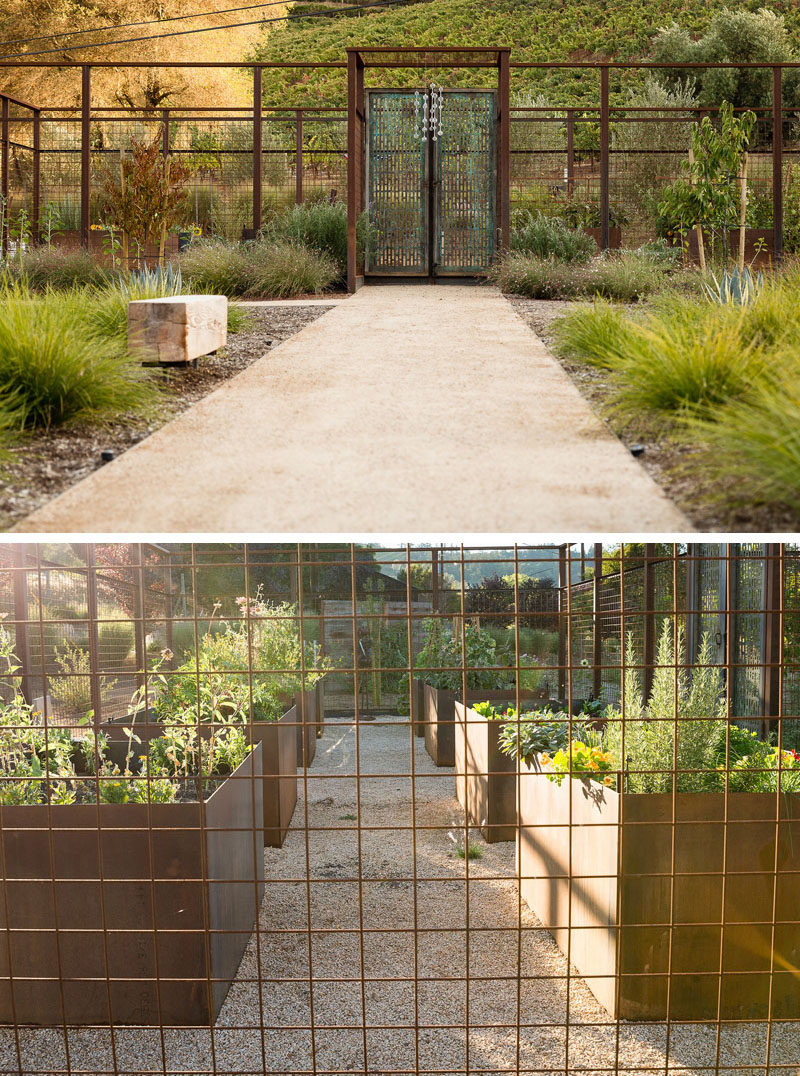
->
[{"left": 365, "top": 88, "right": 496, "bottom": 278}]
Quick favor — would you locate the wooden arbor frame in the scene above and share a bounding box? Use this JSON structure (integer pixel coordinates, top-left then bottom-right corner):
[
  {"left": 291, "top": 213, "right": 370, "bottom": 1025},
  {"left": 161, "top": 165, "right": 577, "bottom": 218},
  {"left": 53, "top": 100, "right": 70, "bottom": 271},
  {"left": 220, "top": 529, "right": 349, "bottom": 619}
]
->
[{"left": 345, "top": 47, "right": 511, "bottom": 293}]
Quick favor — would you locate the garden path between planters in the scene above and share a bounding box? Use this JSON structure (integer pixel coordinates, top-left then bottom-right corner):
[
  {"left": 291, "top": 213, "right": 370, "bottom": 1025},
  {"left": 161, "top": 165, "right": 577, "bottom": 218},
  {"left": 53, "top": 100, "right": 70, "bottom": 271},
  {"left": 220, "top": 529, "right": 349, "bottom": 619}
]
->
[
  {"left": 19, "top": 286, "right": 688, "bottom": 532},
  {"left": 2, "top": 716, "right": 797, "bottom": 1076}
]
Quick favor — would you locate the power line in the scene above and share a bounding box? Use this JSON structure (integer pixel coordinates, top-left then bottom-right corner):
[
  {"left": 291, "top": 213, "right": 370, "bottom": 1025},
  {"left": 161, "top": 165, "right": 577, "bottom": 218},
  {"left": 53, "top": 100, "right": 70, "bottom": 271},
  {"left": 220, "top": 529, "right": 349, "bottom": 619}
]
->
[
  {"left": 0, "top": 0, "right": 409, "bottom": 59},
  {"left": 0, "top": 0, "right": 293, "bottom": 49}
]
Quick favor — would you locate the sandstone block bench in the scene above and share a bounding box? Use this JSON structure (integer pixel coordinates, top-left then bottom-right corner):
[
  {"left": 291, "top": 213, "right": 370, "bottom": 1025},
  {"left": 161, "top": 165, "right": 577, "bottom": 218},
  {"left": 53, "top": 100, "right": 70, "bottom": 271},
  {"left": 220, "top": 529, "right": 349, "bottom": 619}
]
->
[{"left": 128, "top": 294, "right": 227, "bottom": 365}]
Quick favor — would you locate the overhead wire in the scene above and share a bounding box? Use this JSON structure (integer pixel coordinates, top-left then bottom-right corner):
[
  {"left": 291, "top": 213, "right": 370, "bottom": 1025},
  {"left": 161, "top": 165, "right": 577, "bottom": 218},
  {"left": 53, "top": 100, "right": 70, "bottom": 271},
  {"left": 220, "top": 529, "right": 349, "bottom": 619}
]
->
[{"left": 0, "top": 0, "right": 412, "bottom": 60}]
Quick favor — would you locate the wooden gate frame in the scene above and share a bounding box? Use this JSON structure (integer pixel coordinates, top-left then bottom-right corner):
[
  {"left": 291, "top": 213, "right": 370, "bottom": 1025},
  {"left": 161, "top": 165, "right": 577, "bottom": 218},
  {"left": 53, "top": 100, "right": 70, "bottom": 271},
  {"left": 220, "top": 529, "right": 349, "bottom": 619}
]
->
[{"left": 346, "top": 47, "right": 511, "bottom": 293}]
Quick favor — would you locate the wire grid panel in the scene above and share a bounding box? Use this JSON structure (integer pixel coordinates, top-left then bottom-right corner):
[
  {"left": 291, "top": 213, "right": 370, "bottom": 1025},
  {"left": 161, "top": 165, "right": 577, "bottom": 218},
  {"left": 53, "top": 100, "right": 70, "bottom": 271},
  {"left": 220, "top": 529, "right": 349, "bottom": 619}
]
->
[
  {"left": 365, "top": 90, "right": 427, "bottom": 274},
  {"left": 0, "top": 543, "right": 796, "bottom": 1076}
]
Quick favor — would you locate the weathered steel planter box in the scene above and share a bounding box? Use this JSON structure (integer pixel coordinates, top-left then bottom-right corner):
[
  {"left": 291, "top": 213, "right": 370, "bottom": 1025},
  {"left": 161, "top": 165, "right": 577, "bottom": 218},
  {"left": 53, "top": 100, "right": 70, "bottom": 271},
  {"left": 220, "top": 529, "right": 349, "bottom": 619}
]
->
[
  {"left": 250, "top": 709, "right": 298, "bottom": 847},
  {"left": 518, "top": 759, "right": 800, "bottom": 1020},
  {"left": 584, "top": 226, "right": 622, "bottom": 250},
  {"left": 455, "top": 702, "right": 516, "bottom": 842},
  {"left": 424, "top": 685, "right": 538, "bottom": 767},
  {"left": 423, "top": 684, "right": 458, "bottom": 766},
  {"left": 104, "top": 707, "right": 298, "bottom": 848},
  {"left": 681, "top": 228, "right": 774, "bottom": 269},
  {"left": 294, "top": 688, "right": 317, "bottom": 768},
  {"left": 0, "top": 744, "right": 265, "bottom": 1026}
]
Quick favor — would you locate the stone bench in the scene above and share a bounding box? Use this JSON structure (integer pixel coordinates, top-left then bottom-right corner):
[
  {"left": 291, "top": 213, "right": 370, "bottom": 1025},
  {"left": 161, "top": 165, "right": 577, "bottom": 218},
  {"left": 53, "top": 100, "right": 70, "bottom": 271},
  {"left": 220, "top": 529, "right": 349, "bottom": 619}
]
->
[{"left": 128, "top": 294, "right": 227, "bottom": 365}]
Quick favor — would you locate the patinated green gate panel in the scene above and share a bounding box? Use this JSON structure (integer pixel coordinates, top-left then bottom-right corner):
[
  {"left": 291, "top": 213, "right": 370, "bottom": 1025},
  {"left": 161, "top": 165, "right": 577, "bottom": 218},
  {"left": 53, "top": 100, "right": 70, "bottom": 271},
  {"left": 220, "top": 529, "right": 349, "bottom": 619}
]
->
[
  {"left": 366, "top": 89, "right": 495, "bottom": 277},
  {"left": 435, "top": 91, "right": 496, "bottom": 274},
  {"left": 365, "top": 91, "right": 427, "bottom": 274}
]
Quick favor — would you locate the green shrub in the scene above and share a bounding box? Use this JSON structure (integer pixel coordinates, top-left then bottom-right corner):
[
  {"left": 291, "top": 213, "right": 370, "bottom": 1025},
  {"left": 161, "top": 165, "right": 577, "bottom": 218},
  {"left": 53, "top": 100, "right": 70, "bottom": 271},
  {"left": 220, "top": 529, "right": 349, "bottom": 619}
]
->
[
  {"left": 0, "top": 286, "right": 158, "bottom": 433},
  {"left": 97, "top": 621, "right": 135, "bottom": 660},
  {"left": 496, "top": 251, "right": 667, "bottom": 301},
  {"left": 9, "top": 247, "right": 115, "bottom": 292},
  {"left": 247, "top": 240, "right": 338, "bottom": 298},
  {"left": 86, "top": 267, "right": 185, "bottom": 344},
  {"left": 509, "top": 212, "right": 595, "bottom": 263},
  {"left": 266, "top": 201, "right": 347, "bottom": 272},
  {"left": 179, "top": 240, "right": 252, "bottom": 296},
  {"left": 608, "top": 300, "right": 763, "bottom": 421}
]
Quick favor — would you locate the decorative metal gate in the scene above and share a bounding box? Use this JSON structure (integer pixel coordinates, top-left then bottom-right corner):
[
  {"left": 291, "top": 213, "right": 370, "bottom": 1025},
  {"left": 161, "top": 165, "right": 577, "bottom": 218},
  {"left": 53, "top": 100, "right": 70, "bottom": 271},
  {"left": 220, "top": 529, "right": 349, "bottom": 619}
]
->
[{"left": 365, "top": 89, "right": 496, "bottom": 277}]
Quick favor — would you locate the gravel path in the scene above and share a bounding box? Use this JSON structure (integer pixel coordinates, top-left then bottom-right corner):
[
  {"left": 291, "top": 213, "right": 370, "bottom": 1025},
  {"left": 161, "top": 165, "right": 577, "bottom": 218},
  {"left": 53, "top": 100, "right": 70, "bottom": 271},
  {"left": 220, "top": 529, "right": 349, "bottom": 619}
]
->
[{"left": 0, "top": 716, "right": 797, "bottom": 1075}]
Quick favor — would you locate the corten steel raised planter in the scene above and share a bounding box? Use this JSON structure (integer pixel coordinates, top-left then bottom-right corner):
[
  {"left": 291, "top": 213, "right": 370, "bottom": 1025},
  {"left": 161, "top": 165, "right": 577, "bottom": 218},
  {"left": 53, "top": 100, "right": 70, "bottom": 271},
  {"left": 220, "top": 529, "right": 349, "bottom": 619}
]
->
[
  {"left": 294, "top": 688, "right": 317, "bottom": 768},
  {"left": 249, "top": 708, "right": 298, "bottom": 848},
  {"left": 583, "top": 226, "right": 622, "bottom": 250},
  {"left": 423, "top": 685, "right": 537, "bottom": 768},
  {"left": 517, "top": 760, "right": 800, "bottom": 1020},
  {"left": 0, "top": 743, "right": 265, "bottom": 1027},
  {"left": 682, "top": 228, "right": 774, "bottom": 269},
  {"left": 454, "top": 702, "right": 515, "bottom": 842},
  {"left": 104, "top": 708, "right": 298, "bottom": 849}
]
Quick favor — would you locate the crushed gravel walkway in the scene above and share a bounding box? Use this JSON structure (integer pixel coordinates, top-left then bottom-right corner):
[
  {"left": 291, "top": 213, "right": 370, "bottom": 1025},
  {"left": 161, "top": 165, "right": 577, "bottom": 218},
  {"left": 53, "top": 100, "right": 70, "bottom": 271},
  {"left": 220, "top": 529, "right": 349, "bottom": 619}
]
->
[{"left": 0, "top": 716, "right": 797, "bottom": 1075}]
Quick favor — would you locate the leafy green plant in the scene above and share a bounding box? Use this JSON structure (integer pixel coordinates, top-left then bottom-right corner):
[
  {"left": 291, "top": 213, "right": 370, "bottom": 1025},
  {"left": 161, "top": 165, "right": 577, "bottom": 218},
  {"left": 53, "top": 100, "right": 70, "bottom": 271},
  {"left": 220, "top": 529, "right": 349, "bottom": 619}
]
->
[
  {"left": 604, "top": 626, "right": 727, "bottom": 793},
  {"left": 509, "top": 212, "right": 595, "bottom": 263},
  {"left": 416, "top": 618, "right": 505, "bottom": 692},
  {"left": 544, "top": 738, "right": 617, "bottom": 788},
  {"left": 49, "top": 641, "right": 119, "bottom": 718},
  {"left": 498, "top": 709, "right": 572, "bottom": 764}
]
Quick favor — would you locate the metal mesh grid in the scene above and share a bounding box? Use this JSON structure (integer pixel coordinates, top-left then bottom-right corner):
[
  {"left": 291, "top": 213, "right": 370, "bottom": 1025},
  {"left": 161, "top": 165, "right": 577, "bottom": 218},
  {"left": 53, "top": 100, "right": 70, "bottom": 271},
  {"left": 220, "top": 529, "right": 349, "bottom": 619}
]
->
[{"left": 0, "top": 542, "right": 796, "bottom": 1076}]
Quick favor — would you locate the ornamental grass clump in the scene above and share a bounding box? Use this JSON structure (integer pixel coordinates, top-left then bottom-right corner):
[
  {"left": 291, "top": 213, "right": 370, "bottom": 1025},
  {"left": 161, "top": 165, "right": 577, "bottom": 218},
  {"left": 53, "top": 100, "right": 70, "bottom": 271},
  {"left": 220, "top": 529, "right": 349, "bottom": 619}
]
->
[
  {"left": 0, "top": 283, "right": 157, "bottom": 435},
  {"left": 495, "top": 251, "right": 667, "bottom": 301}
]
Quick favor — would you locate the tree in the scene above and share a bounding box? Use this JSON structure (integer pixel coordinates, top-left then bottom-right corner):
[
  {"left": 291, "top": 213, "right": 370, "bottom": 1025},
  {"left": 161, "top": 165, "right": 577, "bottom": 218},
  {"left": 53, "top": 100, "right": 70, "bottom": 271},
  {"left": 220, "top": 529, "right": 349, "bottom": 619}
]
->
[
  {"left": 395, "top": 564, "right": 457, "bottom": 594},
  {"left": 651, "top": 9, "right": 800, "bottom": 112},
  {"left": 97, "top": 132, "right": 191, "bottom": 265}
]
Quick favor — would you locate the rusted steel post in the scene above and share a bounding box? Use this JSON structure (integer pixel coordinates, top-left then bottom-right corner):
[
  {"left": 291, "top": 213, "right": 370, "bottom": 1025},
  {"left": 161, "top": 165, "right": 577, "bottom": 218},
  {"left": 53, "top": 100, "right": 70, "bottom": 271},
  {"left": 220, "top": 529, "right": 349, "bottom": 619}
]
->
[
  {"left": 32, "top": 108, "right": 41, "bottom": 244},
  {"left": 566, "top": 107, "right": 575, "bottom": 198},
  {"left": 600, "top": 65, "right": 610, "bottom": 252},
  {"left": 84, "top": 544, "right": 103, "bottom": 729},
  {"left": 161, "top": 107, "right": 170, "bottom": 164},
  {"left": 81, "top": 65, "right": 91, "bottom": 248},
  {"left": 772, "top": 65, "right": 783, "bottom": 264},
  {"left": 642, "top": 543, "right": 656, "bottom": 698},
  {"left": 295, "top": 109, "right": 303, "bottom": 205},
  {"left": 558, "top": 545, "right": 568, "bottom": 700},
  {"left": 252, "top": 66, "right": 263, "bottom": 234},
  {"left": 346, "top": 48, "right": 361, "bottom": 292},
  {"left": 1, "top": 95, "right": 9, "bottom": 255},
  {"left": 762, "top": 543, "right": 782, "bottom": 739},
  {"left": 497, "top": 48, "right": 511, "bottom": 253},
  {"left": 592, "top": 543, "right": 603, "bottom": 700},
  {"left": 12, "top": 545, "right": 33, "bottom": 705}
]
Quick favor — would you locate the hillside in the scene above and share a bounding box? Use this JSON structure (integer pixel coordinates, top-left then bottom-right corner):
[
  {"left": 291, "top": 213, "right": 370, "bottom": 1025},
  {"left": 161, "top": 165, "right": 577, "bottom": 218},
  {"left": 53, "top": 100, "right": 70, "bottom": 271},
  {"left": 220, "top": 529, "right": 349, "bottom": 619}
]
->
[
  {"left": 0, "top": 0, "right": 283, "bottom": 110},
  {"left": 250, "top": 0, "right": 800, "bottom": 105}
]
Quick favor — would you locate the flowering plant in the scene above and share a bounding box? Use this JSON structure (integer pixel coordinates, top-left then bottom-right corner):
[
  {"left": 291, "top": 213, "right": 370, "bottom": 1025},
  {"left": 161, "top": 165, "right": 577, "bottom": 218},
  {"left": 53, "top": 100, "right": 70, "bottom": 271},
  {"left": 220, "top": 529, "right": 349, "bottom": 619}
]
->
[{"left": 543, "top": 740, "right": 617, "bottom": 789}]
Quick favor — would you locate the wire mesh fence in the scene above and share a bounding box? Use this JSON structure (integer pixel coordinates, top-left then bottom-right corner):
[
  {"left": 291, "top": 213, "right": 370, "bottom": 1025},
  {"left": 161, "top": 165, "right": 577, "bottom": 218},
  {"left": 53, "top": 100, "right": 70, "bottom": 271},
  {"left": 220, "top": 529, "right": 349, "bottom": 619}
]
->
[
  {"left": 2, "top": 60, "right": 798, "bottom": 257},
  {"left": 0, "top": 541, "right": 797, "bottom": 1075}
]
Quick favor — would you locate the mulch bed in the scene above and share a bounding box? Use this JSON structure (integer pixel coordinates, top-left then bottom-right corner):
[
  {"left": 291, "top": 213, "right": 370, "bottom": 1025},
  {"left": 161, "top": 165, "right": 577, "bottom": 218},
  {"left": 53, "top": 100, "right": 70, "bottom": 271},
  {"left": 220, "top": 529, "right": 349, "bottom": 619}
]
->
[
  {"left": 0, "top": 306, "right": 327, "bottom": 531},
  {"left": 508, "top": 295, "right": 800, "bottom": 532}
]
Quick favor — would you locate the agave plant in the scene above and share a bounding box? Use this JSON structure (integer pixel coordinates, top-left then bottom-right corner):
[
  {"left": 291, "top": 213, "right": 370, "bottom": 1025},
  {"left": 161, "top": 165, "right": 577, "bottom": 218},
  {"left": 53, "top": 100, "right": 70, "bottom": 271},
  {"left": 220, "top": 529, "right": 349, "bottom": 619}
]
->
[{"left": 703, "top": 266, "right": 763, "bottom": 306}]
